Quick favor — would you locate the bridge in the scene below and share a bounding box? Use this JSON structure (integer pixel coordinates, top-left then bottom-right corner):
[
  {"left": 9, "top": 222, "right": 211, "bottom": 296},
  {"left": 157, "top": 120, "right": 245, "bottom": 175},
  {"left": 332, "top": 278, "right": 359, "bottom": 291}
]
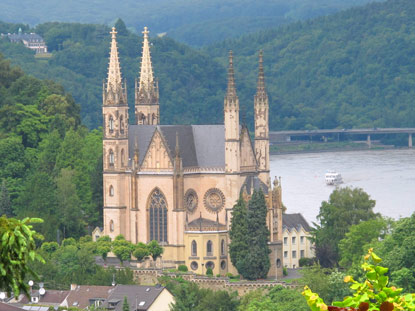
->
[{"left": 269, "top": 128, "right": 415, "bottom": 148}]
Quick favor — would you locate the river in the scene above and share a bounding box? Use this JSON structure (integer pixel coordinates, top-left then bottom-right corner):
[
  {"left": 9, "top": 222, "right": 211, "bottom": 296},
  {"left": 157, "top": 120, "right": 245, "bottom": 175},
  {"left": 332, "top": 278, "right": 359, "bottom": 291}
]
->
[{"left": 270, "top": 149, "right": 415, "bottom": 224}]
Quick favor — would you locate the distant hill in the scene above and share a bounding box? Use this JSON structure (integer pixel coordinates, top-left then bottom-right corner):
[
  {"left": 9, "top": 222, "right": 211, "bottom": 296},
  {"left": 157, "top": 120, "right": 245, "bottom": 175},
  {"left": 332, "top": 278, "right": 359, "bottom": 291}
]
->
[
  {"left": 0, "top": 0, "right": 381, "bottom": 46},
  {"left": 205, "top": 0, "right": 415, "bottom": 130},
  {"left": 0, "top": 21, "right": 226, "bottom": 128}
]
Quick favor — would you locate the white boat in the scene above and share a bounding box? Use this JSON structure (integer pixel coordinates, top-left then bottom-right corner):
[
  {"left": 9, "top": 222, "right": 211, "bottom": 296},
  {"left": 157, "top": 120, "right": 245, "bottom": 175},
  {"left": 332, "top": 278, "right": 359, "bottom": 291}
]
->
[{"left": 325, "top": 171, "right": 343, "bottom": 186}]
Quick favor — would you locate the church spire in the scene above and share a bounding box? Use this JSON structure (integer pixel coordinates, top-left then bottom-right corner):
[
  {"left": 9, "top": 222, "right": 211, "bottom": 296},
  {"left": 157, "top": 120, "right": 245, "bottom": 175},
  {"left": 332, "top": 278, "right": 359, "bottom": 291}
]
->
[
  {"left": 107, "top": 27, "right": 122, "bottom": 92},
  {"left": 135, "top": 26, "right": 159, "bottom": 125},
  {"left": 256, "top": 50, "right": 267, "bottom": 100},
  {"left": 138, "top": 27, "right": 155, "bottom": 94},
  {"left": 226, "top": 51, "right": 238, "bottom": 102}
]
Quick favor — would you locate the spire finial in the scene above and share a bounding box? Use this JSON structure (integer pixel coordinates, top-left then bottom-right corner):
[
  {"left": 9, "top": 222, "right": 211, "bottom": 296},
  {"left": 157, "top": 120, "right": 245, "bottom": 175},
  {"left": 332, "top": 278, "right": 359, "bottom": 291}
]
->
[
  {"left": 138, "top": 26, "right": 155, "bottom": 96},
  {"left": 226, "top": 50, "right": 237, "bottom": 101},
  {"left": 106, "top": 27, "right": 122, "bottom": 92}
]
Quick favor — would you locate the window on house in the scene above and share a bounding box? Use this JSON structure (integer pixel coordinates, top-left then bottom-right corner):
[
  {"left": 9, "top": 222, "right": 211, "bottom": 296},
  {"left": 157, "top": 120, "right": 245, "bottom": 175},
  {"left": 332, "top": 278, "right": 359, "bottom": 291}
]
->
[
  {"left": 109, "top": 116, "right": 114, "bottom": 132},
  {"left": 292, "top": 251, "right": 297, "bottom": 259},
  {"left": 300, "top": 250, "right": 305, "bottom": 258},
  {"left": 110, "top": 220, "right": 114, "bottom": 232},
  {"left": 292, "top": 237, "right": 296, "bottom": 244},
  {"left": 221, "top": 239, "right": 225, "bottom": 256},
  {"left": 109, "top": 185, "right": 114, "bottom": 197},
  {"left": 148, "top": 188, "right": 168, "bottom": 243},
  {"left": 191, "top": 240, "right": 197, "bottom": 256},
  {"left": 207, "top": 240, "right": 213, "bottom": 256},
  {"left": 284, "top": 251, "right": 288, "bottom": 258},
  {"left": 300, "top": 236, "right": 304, "bottom": 244},
  {"left": 284, "top": 237, "right": 287, "bottom": 245}
]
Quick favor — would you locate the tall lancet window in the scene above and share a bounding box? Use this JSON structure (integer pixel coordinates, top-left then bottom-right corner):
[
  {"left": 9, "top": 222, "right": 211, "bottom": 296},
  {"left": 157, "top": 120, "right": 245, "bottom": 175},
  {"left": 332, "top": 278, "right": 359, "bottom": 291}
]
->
[
  {"left": 120, "top": 115, "right": 124, "bottom": 134},
  {"left": 109, "top": 115, "right": 114, "bottom": 133},
  {"left": 109, "top": 149, "right": 114, "bottom": 166},
  {"left": 148, "top": 188, "right": 168, "bottom": 243}
]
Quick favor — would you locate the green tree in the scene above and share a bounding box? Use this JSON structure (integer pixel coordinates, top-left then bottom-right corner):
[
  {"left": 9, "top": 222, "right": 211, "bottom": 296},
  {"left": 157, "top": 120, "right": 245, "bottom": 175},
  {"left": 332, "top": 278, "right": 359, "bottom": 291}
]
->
[
  {"left": 239, "top": 190, "right": 270, "bottom": 280},
  {"left": 0, "top": 179, "right": 13, "bottom": 217},
  {"left": 133, "top": 243, "right": 149, "bottom": 262},
  {"left": 229, "top": 196, "right": 248, "bottom": 273},
  {"left": 147, "top": 240, "right": 163, "bottom": 261},
  {"left": 97, "top": 237, "right": 112, "bottom": 262},
  {"left": 122, "top": 296, "right": 130, "bottom": 311},
  {"left": 312, "top": 187, "right": 377, "bottom": 267},
  {"left": 112, "top": 236, "right": 134, "bottom": 264},
  {"left": 0, "top": 216, "right": 44, "bottom": 296}
]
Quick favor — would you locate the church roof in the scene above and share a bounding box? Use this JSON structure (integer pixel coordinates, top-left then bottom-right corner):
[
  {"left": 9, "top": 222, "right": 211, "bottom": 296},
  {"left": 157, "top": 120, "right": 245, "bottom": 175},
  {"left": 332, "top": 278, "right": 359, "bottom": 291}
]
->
[
  {"left": 283, "top": 213, "right": 311, "bottom": 232},
  {"left": 128, "top": 125, "right": 225, "bottom": 168}
]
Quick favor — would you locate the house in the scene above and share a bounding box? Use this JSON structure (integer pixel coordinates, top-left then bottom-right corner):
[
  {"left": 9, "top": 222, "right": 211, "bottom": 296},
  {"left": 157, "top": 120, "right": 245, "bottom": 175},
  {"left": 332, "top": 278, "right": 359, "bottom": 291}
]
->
[
  {"left": 103, "top": 284, "right": 174, "bottom": 311},
  {"left": 17, "top": 289, "right": 69, "bottom": 307},
  {"left": 61, "top": 285, "right": 115, "bottom": 309},
  {"left": 0, "top": 302, "right": 23, "bottom": 310},
  {"left": 3, "top": 28, "right": 48, "bottom": 54},
  {"left": 282, "top": 213, "right": 314, "bottom": 268}
]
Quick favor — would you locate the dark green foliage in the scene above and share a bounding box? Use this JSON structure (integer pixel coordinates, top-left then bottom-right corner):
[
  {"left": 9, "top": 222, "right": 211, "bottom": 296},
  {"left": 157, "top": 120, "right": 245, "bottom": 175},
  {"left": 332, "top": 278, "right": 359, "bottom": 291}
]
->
[
  {"left": 240, "top": 190, "right": 270, "bottom": 280},
  {"left": 229, "top": 196, "right": 248, "bottom": 271},
  {"left": 0, "top": 1, "right": 375, "bottom": 46},
  {"left": 206, "top": 268, "right": 213, "bottom": 276},
  {"left": 122, "top": 296, "right": 129, "bottom": 311},
  {"left": 178, "top": 265, "right": 188, "bottom": 272},
  {"left": 312, "top": 187, "right": 377, "bottom": 267},
  {"left": 161, "top": 277, "right": 239, "bottom": 311},
  {"left": 0, "top": 180, "right": 12, "bottom": 217},
  {"left": 206, "top": 0, "right": 415, "bottom": 130},
  {"left": 133, "top": 243, "right": 150, "bottom": 262},
  {"left": 147, "top": 240, "right": 164, "bottom": 260},
  {"left": 299, "top": 257, "right": 315, "bottom": 267}
]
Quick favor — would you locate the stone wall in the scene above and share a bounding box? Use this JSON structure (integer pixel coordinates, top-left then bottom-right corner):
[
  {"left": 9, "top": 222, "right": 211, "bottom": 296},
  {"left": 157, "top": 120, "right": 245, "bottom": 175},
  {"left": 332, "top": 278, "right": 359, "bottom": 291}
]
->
[{"left": 133, "top": 269, "right": 297, "bottom": 296}]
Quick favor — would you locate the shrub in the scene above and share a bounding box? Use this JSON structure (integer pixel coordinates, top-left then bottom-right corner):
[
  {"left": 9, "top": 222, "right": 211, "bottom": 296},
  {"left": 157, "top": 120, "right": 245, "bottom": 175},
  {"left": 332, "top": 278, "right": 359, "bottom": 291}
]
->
[
  {"left": 299, "top": 257, "right": 314, "bottom": 267},
  {"left": 283, "top": 267, "right": 288, "bottom": 276},
  {"left": 226, "top": 272, "right": 233, "bottom": 278},
  {"left": 178, "top": 264, "right": 188, "bottom": 272},
  {"left": 216, "top": 274, "right": 221, "bottom": 277},
  {"left": 206, "top": 268, "right": 213, "bottom": 276}
]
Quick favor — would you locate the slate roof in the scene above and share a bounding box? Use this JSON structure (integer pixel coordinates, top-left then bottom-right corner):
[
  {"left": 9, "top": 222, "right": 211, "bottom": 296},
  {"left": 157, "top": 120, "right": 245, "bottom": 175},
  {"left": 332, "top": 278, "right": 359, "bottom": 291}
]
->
[
  {"left": 64, "top": 285, "right": 114, "bottom": 309},
  {"left": 240, "top": 175, "right": 269, "bottom": 194},
  {"left": 283, "top": 213, "right": 311, "bottom": 232},
  {"left": 187, "top": 217, "right": 226, "bottom": 231},
  {"left": 19, "top": 290, "right": 69, "bottom": 305},
  {"left": 128, "top": 125, "right": 225, "bottom": 168},
  {"left": 0, "top": 302, "right": 23, "bottom": 310},
  {"left": 102, "top": 284, "right": 167, "bottom": 311},
  {"left": 7, "top": 33, "right": 45, "bottom": 43}
]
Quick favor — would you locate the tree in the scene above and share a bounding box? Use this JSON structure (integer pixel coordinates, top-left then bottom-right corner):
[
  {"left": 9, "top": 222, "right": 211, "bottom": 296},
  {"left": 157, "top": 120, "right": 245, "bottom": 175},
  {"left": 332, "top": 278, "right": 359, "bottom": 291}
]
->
[
  {"left": 133, "top": 243, "right": 149, "bottom": 262},
  {"left": 0, "top": 179, "right": 13, "bottom": 217},
  {"left": 338, "top": 217, "right": 390, "bottom": 270},
  {"left": 112, "top": 236, "right": 134, "bottom": 264},
  {"left": 229, "top": 195, "right": 248, "bottom": 273},
  {"left": 97, "top": 237, "right": 112, "bottom": 262},
  {"left": 0, "top": 216, "right": 44, "bottom": 297},
  {"left": 122, "top": 296, "right": 130, "bottom": 311},
  {"left": 239, "top": 190, "right": 270, "bottom": 280},
  {"left": 147, "top": 240, "right": 163, "bottom": 261},
  {"left": 312, "top": 187, "right": 377, "bottom": 267}
]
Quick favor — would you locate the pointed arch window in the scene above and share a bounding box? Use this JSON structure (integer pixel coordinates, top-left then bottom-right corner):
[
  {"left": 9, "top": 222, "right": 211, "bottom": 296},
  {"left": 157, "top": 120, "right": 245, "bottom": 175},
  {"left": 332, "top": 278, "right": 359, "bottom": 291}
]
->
[
  {"left": 109, "top": 185, "right": 114, "bottom": 197},
  {"left": 207, "top": 240, "right": 213, "bottom": 256},
  {"left": 191, "top": 240, "right": 197, "bottom": 256},
  {"left": 109, "top": 220, "right": 114, "bottom": 232},
  {"left": 221, "top": 239, "right": 226, "bottom": 256},
  {"left": 148, "top": 188, "right": 168, "bottom": 243},
  {"left": 109, "top": 115, "right": 114, "bottom": 133},
  {"left": 121, "top": 149, "right": 125, "bottom": 167},
  {"left": 109, "top": 149, "right": 114, "bottom": 167}
]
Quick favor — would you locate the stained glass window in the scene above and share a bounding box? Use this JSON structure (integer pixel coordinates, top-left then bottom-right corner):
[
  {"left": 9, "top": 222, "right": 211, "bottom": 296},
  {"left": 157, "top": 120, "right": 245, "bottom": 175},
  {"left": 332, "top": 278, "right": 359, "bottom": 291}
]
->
[{"left": 149, "top": 188, "right": 168, "bottom": 243}]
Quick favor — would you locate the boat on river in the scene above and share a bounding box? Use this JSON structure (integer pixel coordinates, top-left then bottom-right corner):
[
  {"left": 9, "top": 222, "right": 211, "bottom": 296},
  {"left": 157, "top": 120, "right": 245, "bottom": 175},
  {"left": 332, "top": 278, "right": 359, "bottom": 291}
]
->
[{"left": 325, "top": 171, "right": 343, "bottom": 186}]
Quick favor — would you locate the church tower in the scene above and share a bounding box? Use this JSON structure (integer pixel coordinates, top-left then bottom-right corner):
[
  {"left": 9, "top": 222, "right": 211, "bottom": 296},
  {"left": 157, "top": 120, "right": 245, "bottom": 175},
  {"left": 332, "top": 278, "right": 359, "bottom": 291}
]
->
[
  {"left": 135, "top": 27, "right": 159, "bottom": 125},
  {"left": 103, "top": 27, "right": 129, "bottom": 239},
  {"left": 224, "top": 51, "right": 240, "bottom": 174},
  {"left": 254, "top": 51, "right": 270, "bottom": 182}
]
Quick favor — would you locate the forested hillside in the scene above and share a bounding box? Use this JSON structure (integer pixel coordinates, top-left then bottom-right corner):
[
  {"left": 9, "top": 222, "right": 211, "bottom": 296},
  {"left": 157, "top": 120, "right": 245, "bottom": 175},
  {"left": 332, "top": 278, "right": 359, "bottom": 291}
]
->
[
  {"left": 0, "top": 0, "right": 379, "bottom": 46},
  {"left": 0, "top": 20, "right": 226, "bottom": 128},
  {"left": 206, "top": 0, "right": 415, "bottom": 130},
  {"left": 0, "top": 53, "right": 102, "bottom": 241}
]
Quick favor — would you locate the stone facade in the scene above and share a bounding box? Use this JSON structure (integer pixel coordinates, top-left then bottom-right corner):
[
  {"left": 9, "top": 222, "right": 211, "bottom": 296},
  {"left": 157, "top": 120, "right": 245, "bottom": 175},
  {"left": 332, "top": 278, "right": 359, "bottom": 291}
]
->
[{"left": 101, "top": 27, "right": 283, "bottom": 278}]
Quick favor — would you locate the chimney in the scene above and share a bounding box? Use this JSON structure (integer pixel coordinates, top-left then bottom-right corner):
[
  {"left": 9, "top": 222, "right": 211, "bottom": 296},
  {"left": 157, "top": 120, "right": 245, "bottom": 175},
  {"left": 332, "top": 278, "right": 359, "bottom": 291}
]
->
[{"left": 70, "top": 284, "right": 77, "bottom": 291}]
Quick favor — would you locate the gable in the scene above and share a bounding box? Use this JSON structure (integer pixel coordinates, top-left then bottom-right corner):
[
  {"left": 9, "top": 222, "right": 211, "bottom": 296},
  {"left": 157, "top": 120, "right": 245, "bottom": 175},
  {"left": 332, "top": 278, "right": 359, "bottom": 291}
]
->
[
  {"left": 240, "top": 127, "right": 257, "bottom": 172},
  {"left": 141, "top": 129, "right": 173, "bottom": 171}
]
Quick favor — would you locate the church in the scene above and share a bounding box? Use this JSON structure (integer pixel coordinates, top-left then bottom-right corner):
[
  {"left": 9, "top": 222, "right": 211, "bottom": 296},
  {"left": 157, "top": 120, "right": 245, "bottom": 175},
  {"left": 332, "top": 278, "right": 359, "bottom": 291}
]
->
[{"left": 101, "top": 26, "right": 283, "bottom": 278}]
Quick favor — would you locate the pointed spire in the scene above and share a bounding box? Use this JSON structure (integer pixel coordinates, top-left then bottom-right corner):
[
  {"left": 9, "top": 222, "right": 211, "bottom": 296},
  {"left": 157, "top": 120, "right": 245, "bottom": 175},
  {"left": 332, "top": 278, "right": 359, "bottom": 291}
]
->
[
  {"left": 139, "top": 26, "right": 155, "bottom": 94},
  {"left": 107, "top": 27, "right": 122, "bottom": 91},
  {"left": 255, "top": 50, "right": 268, "bottom": 102},
  {"left": 226, "top": 51, "right": 238, "bottom": 101}
]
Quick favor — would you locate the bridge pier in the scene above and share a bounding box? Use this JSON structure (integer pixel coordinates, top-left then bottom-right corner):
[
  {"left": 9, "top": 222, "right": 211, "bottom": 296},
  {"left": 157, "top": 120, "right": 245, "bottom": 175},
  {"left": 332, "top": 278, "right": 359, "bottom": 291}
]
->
[
  {"left": 409, "top": 134, "right": 413, "bottom": 148},
  {"left": 367, "top": 135, "right": 371, "bottom": 149}
]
